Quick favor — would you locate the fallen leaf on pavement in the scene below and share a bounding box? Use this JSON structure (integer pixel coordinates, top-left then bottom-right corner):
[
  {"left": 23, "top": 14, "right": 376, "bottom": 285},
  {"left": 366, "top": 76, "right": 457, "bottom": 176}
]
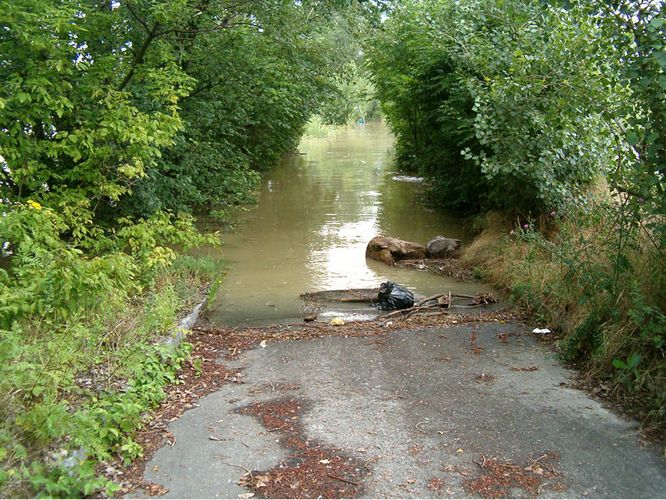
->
[{"left": 146, "top": 483, "right": 169, "bottom": 496}]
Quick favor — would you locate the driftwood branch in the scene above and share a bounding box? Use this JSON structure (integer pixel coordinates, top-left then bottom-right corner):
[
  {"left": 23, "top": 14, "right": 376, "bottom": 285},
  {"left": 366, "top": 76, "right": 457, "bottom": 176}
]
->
[
  {"left": 382, "top": 305, "right": 441, "bottom": 319},
  {"left": 416, "top": 292, "right": 474, "bottom": 307},
  {"left": 416, "top": 294, "right": 445, "bottom": 307}
]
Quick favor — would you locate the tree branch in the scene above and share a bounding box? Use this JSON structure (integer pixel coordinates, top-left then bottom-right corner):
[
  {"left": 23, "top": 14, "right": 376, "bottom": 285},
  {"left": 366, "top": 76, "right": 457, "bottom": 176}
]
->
[
  {"left": 124, "top": 0, "right": 151, "bottom": 34},
  {"left": 118, "top": 22, "right": 161, "bottom": 91}
]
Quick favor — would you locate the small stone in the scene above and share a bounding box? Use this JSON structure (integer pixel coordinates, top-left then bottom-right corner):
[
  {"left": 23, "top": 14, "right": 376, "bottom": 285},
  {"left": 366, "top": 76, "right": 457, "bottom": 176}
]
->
[{"left": 426, "top": 236, "right": 462, "bottom": 258}]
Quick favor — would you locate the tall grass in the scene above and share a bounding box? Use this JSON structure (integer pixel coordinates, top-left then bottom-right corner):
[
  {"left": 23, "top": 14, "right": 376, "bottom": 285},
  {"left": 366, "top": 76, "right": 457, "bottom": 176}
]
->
[
  {"left": 463, "top": 205, "right": 665, "bottom": 435},
  {"left": 302, "top": 115, "right": 349, "bottom": 139}
]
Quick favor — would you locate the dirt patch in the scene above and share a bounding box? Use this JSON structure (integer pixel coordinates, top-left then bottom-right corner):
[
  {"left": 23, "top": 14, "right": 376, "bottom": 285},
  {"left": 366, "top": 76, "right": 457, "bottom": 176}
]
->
[
  {"left": 463, "top": 453, "right": 564, "bottom": 498},
  {"left": 236, "top": 398, "right": 368, "bottom": 498}
]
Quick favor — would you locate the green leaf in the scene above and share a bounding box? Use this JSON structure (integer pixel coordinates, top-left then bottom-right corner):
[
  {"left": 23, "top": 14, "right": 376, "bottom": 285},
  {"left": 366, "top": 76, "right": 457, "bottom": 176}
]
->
[
  {"left": 626, "top": 131, "right": 639, "bottom": 145},
  {"left": 612, "top": 358, "right": 627, "bottom": 369},
  {"left": 626, "top": 352, "right": 641, "bottom": 370}
]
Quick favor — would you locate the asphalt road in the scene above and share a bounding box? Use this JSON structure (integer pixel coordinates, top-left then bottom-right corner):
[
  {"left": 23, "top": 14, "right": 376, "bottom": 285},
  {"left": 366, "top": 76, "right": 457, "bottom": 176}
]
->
[{"left": 138, "top": 322, "right": 666, "bottom": 498}]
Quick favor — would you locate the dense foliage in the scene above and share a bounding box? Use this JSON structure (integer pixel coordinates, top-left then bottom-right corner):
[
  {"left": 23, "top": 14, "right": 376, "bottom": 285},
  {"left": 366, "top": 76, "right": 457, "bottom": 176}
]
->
[
  {"left": 298, "top": 5, "right": 383, "bottom": 127},
  {"left": 368, "top": 0, "right": 664, "bottom": 429},
  {"left": 368, "top": 0, "right": 630, "bottom": 214},
  {"left": 317, "top": 60, "right": 382, "bottom": 125},
  {"left": 1, "top": 0, "right": 663, "bottom": 493},
  {"left": 0, "top": 0, "right": 376, "bottom": 495},
  {"left": 1, "top": 0, "right": 372, "bottom": 220}
]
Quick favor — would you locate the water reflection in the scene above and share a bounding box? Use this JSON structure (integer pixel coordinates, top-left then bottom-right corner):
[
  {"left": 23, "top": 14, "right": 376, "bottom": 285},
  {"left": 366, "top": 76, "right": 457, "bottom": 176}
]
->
[{"left": 205, "top": 123, "right": 486, "bottom": 326}]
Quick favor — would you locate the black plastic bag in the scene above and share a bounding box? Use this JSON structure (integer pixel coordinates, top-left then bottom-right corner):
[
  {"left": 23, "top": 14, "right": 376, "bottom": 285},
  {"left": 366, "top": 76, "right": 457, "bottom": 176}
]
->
[{"left": 373, "top": 281, "right": 414, "bottom": 311}]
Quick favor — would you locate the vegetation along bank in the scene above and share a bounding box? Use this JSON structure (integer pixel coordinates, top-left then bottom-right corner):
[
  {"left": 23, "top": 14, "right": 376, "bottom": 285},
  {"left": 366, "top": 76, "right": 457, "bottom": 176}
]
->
[
  {"left": 1, "top": 0, "right": 664, "bottom": 497},
  {"left": 0, "top": 0, "right": 385, "bottom": 496},
  {"left": 367, "top": 0, "right": 665, "bottom": 437}
]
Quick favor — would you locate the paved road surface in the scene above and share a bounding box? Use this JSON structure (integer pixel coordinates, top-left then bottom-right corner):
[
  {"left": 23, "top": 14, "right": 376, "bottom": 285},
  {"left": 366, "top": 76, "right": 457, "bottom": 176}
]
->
[{"left": 138, "top": 322, "right": 666, "bottom": 498}]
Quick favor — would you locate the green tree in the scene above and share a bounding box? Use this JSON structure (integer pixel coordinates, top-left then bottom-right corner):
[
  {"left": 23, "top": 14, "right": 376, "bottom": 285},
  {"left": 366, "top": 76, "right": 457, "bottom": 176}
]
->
[
  {"left": 0, "top": 1, "right": 377, "bottom": 495},
  {"left": 368, "top": 0, "right": 626, "bottom": 214}
]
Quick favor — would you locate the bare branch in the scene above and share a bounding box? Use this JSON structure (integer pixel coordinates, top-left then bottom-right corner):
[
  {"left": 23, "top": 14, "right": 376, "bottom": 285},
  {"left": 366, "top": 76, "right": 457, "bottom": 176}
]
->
[
  {"left": 118, "top": 22, "right": 161, "bottom": 91},
  {"left": 123, "top": 0, "right": 151, "bottom": 34}
]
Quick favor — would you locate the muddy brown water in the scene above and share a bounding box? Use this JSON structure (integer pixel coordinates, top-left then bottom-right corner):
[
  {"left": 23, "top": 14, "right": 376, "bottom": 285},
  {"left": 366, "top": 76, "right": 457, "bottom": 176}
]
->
[{"left": 202, "top": 123, "right": 491, "bottom": 326}]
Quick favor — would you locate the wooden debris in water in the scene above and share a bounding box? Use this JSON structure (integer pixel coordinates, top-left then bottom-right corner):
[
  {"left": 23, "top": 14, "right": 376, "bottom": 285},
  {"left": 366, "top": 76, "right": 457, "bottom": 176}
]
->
[
  {"left": 300, "top": 288, "right": 497, "bottom": 313},
  {"left": 468, "top": 293, "right": 497, "bottom": 306},
  {"left": 300, "top": 288, "right": 379, "bottom": 304},
  {"left": 377, "top": 291, "right": 497, "bottom": 324}
]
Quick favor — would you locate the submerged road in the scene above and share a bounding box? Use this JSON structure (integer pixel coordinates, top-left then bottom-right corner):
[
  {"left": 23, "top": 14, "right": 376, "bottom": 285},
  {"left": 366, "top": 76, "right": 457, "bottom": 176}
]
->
[
  {"left": 126, "top": 126, "right": 665, "bottom": 498},
  {"left": 136, "top": 321, "right": 666, "bottom": 498}
]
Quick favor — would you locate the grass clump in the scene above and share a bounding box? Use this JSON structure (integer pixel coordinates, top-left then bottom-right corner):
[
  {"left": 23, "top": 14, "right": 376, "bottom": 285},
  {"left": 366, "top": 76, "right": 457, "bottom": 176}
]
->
[{"left": 302, "top": 115, "right": 345, "bottom": 139}]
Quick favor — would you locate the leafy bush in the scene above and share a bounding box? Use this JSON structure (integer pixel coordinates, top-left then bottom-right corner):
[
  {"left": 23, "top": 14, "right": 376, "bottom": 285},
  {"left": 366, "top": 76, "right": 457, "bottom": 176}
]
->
[
  {"left": 0, "top": 249, "right": 215, "bottom": 497},
  {"left": 368, "top": 0, "right": 625, "bottom": 214}
]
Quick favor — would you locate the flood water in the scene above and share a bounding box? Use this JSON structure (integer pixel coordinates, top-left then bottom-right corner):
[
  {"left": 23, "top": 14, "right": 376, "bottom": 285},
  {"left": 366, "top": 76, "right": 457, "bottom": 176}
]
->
[{"left": 205, "top": 123, "right": 488, "bottom": 326}]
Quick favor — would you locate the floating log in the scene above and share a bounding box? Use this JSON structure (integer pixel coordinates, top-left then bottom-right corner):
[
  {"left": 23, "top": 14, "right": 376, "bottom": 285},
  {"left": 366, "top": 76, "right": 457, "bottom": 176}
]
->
[
  {"left": 300, "top": 288, "right": 379, "bottom": 303},
  {"left": 416, "top": 292, "right": 474, "bottom": 307}
]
